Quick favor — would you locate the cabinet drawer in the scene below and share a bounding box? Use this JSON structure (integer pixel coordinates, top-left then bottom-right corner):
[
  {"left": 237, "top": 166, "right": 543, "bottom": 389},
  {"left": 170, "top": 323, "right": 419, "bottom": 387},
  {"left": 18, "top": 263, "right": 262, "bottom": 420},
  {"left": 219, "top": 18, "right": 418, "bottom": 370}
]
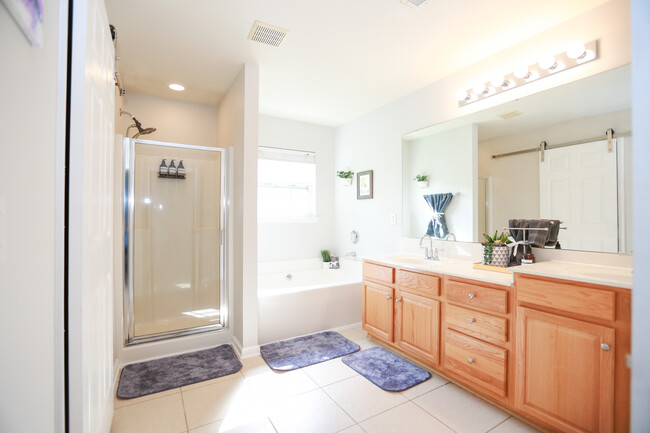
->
[
  {"left": 363, "top": 262, "right": 394, "bottom": 285},
  {"left": 446, "top": 304, "right": 508, "bottom": 342},
  {"left": 396, "top": 269, "right": 440, "bottom": 297},
  {"left": 517, "top": 276, "right": 615, "bottom": 321},
  {"left": 446, "top": 280, "right": 508, "bottom": 314},
  {"left": 445, "top": 329, "right": 507, "bottom": 397}
]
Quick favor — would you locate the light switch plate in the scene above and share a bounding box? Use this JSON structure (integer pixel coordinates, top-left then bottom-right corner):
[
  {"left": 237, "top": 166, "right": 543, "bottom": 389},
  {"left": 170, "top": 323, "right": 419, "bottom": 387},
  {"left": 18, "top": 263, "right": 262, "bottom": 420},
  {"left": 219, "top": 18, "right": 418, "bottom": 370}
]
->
[{"left": 390, "top": 213, "right": 396, "bottom": 225}]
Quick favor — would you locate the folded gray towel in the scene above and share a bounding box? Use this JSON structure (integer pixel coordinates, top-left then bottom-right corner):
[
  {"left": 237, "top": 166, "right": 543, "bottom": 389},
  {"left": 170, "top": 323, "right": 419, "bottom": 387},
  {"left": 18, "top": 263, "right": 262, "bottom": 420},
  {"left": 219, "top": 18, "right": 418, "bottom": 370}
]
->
[{"left": 508, "top": 219, "right": 530, "bottom": 266}]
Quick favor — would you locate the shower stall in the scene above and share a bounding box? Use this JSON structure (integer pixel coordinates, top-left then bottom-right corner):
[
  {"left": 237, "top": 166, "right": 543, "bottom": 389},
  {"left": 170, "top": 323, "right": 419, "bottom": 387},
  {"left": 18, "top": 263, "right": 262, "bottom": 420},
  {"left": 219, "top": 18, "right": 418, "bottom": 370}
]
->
[{"left": 123, "top": 138, "right": 228, "bottom": 345}]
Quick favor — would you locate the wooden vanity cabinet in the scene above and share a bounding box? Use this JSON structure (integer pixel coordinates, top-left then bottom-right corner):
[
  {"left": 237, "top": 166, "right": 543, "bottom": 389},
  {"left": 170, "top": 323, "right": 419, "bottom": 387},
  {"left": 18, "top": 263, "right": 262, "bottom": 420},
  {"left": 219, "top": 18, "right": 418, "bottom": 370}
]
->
[
  {"left": 362, "top": 261, "right": 442, "bottom": 365},
  {"left": 514, "top": 274, "right": 631, "bottom": 433}
]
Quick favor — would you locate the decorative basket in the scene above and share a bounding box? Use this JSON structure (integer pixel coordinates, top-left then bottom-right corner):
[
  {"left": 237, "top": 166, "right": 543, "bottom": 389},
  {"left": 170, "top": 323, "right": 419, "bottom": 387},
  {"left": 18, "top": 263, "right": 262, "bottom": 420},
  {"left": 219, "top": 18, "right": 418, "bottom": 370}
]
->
[{"left": 483, "top": 245, "right": 510, "bottom": 267}]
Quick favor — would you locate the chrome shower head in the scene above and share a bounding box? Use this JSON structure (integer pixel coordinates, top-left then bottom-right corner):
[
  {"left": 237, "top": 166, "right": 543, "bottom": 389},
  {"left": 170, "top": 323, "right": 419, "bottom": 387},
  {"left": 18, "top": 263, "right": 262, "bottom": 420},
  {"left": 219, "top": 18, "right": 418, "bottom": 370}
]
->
[{"left": 133, "top": 127, "right": 157, "bottom": 138}]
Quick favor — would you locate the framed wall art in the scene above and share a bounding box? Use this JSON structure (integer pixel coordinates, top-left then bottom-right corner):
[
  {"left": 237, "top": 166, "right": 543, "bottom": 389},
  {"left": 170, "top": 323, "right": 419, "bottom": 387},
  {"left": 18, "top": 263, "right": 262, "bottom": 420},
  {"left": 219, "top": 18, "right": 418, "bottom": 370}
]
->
[{"left": 357, "top": 170, "right": 373, "bottom": 200}]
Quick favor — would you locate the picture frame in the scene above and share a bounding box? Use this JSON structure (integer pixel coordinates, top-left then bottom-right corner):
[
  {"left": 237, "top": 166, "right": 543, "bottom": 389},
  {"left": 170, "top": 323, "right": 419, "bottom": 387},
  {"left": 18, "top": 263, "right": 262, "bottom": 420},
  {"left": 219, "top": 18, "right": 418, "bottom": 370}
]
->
[
  {"left": 1, "top": 0, "right": 43, "bottom": 47},
  {"left": 357, "top": 170, "right": 373, "bottom": 200}
]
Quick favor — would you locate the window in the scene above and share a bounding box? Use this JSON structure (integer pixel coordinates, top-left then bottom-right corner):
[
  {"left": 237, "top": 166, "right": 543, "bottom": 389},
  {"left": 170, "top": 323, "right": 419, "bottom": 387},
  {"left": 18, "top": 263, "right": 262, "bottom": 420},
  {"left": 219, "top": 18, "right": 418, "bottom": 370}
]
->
[{"left": 258, "top": 147, "right": 316, "bottom": 222}]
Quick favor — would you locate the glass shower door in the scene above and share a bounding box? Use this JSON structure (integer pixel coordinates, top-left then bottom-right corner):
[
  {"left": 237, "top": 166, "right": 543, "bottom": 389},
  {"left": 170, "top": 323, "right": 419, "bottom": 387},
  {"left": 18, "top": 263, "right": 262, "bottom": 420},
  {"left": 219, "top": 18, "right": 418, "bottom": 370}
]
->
[{"left": 124, "top": 139, "right": 226, "bottom": 344}]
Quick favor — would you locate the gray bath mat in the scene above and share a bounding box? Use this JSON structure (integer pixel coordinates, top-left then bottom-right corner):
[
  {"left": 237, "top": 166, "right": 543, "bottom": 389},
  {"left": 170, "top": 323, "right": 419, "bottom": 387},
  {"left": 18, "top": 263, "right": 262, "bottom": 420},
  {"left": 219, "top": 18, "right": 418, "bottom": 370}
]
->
[
  {"left": 117, "top": 344, "right": 242, "bottom": 399},
  {"left": 260, "top": 331, "right": 360, "bottom": 371},
  {"left": 342, "top": 347, "right": 431, "bottom": 391}
]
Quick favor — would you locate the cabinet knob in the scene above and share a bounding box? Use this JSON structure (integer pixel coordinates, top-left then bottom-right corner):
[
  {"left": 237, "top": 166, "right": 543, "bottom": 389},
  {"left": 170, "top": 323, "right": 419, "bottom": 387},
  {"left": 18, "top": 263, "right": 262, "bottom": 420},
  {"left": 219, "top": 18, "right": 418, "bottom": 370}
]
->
[
  {"left": 601, "top": 343, "right": 611, "bottom": 351},
  {"left": 468, "top": 318, "right": 475, "bottom": 324},
  {"left": 396, "top": 298, "right": 401, "bottom": 303},
  {"left": 386, "top": 295, "right": 392, "bottom": 300},
  {"left": 467, "top": 358, "right": 475, "bottom": 364},
  {"left": 468, "top": 293, "right": 475, "bottom": 299}
]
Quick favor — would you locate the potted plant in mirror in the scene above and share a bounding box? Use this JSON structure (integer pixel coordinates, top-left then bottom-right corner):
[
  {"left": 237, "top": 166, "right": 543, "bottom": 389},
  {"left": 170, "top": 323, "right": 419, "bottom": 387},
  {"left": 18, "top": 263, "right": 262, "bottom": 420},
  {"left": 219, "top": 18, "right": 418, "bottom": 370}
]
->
[
  {"left": 337, "top": 170, "right": 354, "bottom": 186},
  {"left": 321, "top": 249, "right": 331, "bottom": 269},
  {"left": 481, "top": 231, "right": 512, "bottom": 267},
  {"left": 414, "top": 174, "right": 429, "bottom": 188}
]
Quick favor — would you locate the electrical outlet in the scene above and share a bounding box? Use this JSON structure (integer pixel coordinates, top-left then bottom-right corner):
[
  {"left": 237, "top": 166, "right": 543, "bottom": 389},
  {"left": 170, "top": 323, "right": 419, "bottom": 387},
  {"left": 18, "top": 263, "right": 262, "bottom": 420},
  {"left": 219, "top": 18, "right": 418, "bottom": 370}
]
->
[{"left": 390, "top": 213, "right": 396, "bottom": 225}]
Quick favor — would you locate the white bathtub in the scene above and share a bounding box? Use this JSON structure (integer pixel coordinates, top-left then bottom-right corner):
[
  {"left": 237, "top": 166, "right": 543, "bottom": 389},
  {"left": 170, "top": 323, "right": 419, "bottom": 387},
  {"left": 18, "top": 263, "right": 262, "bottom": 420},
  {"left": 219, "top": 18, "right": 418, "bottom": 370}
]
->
[{"left": 257, "top": 258, "right": 363, "bottom": 344}]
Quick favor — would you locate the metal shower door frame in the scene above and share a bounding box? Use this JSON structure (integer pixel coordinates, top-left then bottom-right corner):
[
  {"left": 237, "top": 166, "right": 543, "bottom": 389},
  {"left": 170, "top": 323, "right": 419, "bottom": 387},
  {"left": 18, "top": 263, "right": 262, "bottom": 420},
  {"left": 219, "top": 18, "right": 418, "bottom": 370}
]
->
[{"left": 123, "top": 138, "right": 230, "bottom": 345}]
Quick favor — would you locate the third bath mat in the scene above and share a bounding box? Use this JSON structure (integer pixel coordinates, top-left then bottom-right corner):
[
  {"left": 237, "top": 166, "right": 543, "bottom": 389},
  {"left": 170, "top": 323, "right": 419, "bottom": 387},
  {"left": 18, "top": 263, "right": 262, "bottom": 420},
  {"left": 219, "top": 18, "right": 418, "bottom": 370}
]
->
[{"left": 342, "top": 347, "right": 430, "bottom": 391}]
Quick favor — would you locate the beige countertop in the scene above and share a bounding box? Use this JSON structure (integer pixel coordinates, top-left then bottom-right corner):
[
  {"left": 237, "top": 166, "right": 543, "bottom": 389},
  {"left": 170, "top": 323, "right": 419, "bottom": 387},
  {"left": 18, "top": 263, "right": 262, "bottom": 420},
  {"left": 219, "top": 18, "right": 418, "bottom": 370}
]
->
[{"left": 365, "top": 253, "right": 633, "bottom": 289}]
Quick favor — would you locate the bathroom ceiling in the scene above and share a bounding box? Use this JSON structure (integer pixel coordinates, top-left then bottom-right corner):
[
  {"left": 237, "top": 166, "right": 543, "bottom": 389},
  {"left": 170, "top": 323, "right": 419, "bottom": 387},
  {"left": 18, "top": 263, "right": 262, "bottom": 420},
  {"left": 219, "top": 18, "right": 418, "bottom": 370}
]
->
[{"left": 105, "top": 0, "right": 612, "bottom": 127}]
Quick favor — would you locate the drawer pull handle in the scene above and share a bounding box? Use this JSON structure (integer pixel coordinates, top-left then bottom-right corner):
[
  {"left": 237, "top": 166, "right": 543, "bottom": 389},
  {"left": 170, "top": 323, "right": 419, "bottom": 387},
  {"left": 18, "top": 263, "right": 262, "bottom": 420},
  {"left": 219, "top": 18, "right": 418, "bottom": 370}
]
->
[
  {"left": 468, "top": 318, "right": 475, "bottom": 324},
  {"left": 386, "top": 295, "right": 392, "bottom": 300},
  {"left": 467, "top": 358, "right": 475, "bottom": 364},
  {"left": 468, "top": 293, "right": 475, "bottom": 299},
  {"left": 601, "top": 343, "right": 611, "bottom": 351}
]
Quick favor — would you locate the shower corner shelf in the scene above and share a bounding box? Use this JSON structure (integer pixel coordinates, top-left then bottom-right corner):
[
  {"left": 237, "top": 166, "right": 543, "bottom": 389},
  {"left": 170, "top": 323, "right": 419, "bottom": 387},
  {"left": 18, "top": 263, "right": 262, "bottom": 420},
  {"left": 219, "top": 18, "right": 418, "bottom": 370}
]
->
[{"left": 158, "top": 174, "right": 186, "bottom": 179}]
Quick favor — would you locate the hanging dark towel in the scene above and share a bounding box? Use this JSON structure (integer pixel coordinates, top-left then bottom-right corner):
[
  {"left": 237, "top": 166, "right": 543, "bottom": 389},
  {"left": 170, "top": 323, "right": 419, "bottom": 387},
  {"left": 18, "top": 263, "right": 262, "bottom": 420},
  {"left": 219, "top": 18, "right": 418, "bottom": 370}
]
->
[
  {"left": 508, "top": 219, "right": 530, "bottom": 266},
  {"left": 423, "top": 193, "right": 453, "bottom": 238},
  {"left": 545, "top": 220, "right": 562, "bottom": 248},
  {"left": 528, "top": 220, "right": 551, "bottom": 247}
]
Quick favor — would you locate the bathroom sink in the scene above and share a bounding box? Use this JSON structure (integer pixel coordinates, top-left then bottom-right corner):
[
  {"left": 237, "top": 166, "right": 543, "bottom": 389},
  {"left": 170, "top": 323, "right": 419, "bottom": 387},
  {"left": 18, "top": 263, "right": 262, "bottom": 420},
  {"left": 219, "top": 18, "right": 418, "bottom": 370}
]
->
[{"left": 385, "top": 255, "right": 444, "bottom": 266}]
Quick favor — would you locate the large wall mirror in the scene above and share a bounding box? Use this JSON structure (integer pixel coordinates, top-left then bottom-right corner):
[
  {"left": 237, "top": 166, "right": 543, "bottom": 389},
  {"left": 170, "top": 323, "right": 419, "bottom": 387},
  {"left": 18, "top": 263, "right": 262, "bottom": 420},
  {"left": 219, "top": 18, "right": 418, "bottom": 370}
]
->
[{"left": 402, "top": 65, "right": 632, "bottom": 254}]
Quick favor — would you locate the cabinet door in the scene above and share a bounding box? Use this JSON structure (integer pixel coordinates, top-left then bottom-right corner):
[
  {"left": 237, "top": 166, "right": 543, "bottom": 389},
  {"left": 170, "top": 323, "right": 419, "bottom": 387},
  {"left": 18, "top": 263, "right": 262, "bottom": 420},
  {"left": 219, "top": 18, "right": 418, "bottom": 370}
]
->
[
  {"left": 395, "top": 289, "right": 441, "bottom": 366},
  {"left": 363, "top": 281, "right": 394, "bottom": 342},
  {"left": 515, "top": 307, "right": 615, "bottom": 433}
]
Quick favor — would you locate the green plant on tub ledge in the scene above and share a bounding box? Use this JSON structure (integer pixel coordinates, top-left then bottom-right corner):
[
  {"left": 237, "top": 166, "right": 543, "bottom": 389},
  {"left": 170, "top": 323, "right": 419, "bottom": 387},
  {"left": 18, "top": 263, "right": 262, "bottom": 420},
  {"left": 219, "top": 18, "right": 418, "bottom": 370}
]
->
[
  {"left": 321, "top": 249, "right": 332, "bottom": 269},
  {"left": 481, "top": 231, "right": 512, "bottom": 267},
  {"left": 337, "top": 170, "right": 354, "bottom": 186}
]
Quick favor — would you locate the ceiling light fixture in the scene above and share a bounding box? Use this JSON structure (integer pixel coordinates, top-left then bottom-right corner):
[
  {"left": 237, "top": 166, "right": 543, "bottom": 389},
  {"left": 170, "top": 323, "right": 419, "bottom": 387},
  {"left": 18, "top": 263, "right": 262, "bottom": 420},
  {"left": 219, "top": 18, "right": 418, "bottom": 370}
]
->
[
  {"left": 457, "top": 40, "right": 598, "bottom": 107},
  {"left": 169, "top": 83, "right": 185, "bottom": 91}
]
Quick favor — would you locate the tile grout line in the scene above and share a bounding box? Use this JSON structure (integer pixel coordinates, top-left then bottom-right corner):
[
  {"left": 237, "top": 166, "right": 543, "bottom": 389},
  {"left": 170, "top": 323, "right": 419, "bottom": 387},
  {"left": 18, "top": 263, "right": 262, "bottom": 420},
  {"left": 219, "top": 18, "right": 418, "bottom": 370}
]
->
[
  {"left": 410, "top": 383, "right": 460, "bottom": 433},
  {"left": 178, "top": 387, "right": 190, "bottom": 433},
  {"left": 485, "top": 416, "right": 512, "bottom": 432},
  {"left": 319, "top": 377, "right": 363, "bottom": 429}
]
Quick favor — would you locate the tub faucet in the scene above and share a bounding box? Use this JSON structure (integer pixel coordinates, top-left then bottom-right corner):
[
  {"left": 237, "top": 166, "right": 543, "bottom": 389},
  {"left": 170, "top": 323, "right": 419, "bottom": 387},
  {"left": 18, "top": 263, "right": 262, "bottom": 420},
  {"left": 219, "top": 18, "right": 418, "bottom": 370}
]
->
[{"left": 345, "top": 251, "right": 357, "bottom": 257}]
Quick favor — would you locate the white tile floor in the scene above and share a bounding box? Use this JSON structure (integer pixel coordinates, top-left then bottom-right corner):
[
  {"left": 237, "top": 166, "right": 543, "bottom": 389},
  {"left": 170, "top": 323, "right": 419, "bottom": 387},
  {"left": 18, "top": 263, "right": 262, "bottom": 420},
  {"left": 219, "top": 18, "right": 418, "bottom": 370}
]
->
[{"left": 110, "top": 326, "right": 542, "bottom": 433}]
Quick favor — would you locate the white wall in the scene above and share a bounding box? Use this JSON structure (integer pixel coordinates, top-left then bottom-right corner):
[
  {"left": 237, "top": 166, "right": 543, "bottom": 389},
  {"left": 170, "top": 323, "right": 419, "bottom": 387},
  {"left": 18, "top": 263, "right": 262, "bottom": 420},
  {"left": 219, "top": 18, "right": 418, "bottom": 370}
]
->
[
  {"left": 403, "top": 124, "right": 477, "bottom": 241},
  {"left": 216, "top": 64, "right": 260, "bottom": 357},
  {"left": 631, "top": 0, "right": 650, "bottom": 430},
  {"left": 258, "top": 116, "right": 335, "bottom": 261},
  {"left": 120, "top": 92, "right": 218, "bottom": 146},
  {"left": 0, "top": 1, "right": 66, "bottom": 432},
  {"left": 334, "top": 0, "right": 630, "bottom": 257},
  {"left": 478, "top": 109, "right": 632, "bottom": 250}
]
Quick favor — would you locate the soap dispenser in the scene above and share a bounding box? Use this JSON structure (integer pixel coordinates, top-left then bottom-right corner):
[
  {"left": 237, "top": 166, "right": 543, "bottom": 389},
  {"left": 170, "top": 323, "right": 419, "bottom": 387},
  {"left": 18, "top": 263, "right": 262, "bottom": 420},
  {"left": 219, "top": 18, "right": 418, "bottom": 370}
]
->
[
  {"left": 168, "top": 159, "right": 177, "bottom": 176},
  {"left": 177, "top": 160, "right": 185, "bottom": 177},
  {"left": 159, "top": 159, "right": 168, "bottom": 176}
]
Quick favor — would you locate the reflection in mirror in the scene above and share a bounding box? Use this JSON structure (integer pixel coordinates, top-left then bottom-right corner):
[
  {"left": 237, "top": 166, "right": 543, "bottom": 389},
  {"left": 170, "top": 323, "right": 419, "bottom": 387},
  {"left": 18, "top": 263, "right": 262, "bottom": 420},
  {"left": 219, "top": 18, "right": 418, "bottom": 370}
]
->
[{"left": 402, "top": 65, "right": 632, "bottom": 254}]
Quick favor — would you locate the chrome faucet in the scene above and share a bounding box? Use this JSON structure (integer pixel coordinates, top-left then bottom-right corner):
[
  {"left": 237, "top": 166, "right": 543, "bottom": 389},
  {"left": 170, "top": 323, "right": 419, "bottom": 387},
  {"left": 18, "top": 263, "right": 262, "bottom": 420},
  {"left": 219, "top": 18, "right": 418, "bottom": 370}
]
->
[
  {"left": 419, "top": 234, "right": 434, "bottom": 260},
  {"left": 445, "top": 233, "right": 456, "bottom": 241}
]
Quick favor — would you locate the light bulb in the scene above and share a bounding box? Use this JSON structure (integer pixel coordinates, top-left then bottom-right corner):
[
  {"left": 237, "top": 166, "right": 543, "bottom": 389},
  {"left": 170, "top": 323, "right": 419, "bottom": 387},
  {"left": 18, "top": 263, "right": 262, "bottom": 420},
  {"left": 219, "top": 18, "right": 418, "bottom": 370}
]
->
[
  {"left": 456, "top": 89, "right": 469, "bottom": 102},
  {"left": 473, "top": 82, "right": 488, "bottom": 95},
  {"left": 514, "top": 65, "right": 530, "bottom": 79},
  {"left": 491, "top": 75, "right": 505, "bottom": 87},
  {"left": 169, "top": 83, "right": 185, "bottom": 91},
  {"left": 539, "top": 55, "right": 558, "bottom": 71},
  {"left": 567, "top": 42, "right": 586, "bottom": 59}
]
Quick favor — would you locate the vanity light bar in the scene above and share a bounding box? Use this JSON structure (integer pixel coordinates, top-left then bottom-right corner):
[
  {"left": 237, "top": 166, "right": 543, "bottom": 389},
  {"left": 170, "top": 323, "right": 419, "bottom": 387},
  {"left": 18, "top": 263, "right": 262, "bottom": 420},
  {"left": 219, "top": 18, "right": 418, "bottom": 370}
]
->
[{"left": 457, "top": 40, "right": 599, "bottom": 107}]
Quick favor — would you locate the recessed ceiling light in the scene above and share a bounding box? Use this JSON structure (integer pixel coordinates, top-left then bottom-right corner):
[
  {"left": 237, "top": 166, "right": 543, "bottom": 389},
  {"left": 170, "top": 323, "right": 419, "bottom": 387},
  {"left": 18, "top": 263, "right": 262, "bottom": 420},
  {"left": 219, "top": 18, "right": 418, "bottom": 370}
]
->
[{"left": 169, "top": 83, "right": 185, "bottom": 91}]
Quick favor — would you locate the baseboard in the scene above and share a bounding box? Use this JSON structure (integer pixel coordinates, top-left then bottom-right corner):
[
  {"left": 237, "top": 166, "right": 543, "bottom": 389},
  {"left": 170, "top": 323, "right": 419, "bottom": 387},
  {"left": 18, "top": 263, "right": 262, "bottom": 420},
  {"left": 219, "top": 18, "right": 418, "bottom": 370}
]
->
[{"left": 232, "top": 336, "right": 261, "bottom": 359}]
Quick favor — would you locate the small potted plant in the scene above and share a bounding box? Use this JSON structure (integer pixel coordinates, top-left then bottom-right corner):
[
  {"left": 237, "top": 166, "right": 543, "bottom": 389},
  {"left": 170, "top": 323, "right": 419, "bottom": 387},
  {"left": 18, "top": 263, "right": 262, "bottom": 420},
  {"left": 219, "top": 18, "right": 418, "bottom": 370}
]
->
[
  {"left": 337, "top": 170, "right": 354, "bottom": 186},
  {"left": 320, "top": 249, "right": 331, "bottom": 268},
  {"left": 414, "top": 174, "right": 429, "bottom": 188},
  {"left": 481, "top": 231, "right": 512, "bottom": 267}
]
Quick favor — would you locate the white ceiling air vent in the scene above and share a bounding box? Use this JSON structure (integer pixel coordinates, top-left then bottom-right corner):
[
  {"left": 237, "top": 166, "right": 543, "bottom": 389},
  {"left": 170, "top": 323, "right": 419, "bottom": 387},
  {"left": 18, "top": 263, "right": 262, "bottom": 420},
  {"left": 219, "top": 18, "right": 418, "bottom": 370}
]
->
[
  {"left": 497, "top": 110, "right": 523, "bottom": 119},
  {"left": 248, "top": 21, "right": 289, "bottom": 47},
  {"left": 400, "top": 0, "right": 429, "bottom": 8}
]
